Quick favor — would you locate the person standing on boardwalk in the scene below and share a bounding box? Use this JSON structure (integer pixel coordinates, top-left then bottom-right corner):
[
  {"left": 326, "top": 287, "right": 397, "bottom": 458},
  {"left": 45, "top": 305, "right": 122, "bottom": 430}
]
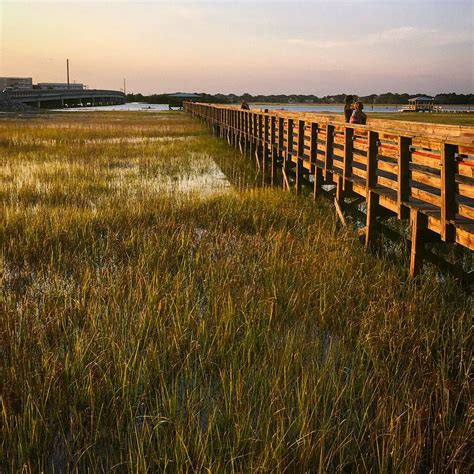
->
[
  {"left": 344, "top": 95, "right": 354, "bottom": 122},
  {"left": 350, "top": 101, "right": 367, "bottom": 125},
  {"left": 241, "top": 100, "right": 250, "bottom": 110}
]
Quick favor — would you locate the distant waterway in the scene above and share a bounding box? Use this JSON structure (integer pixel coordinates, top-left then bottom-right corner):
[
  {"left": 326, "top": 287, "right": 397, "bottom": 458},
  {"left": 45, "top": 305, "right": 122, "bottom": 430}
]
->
[
  {"left": 55, "top": 102, "right": 170, "bottom": 112},
  {"left": 252, "top": 104, "right": 473, "bottom": 113},
  {"left": 56, "top": 102, "right": 472, "bottom": 113},
  {"left": 258, "top": 104, "right": 399, "bottom": 113}
]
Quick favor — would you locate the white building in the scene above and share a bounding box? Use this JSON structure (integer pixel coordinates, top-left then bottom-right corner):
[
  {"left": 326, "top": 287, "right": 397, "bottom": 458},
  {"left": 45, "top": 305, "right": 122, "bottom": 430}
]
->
[{"left": 0, "top": 77, "right": 33, "bottom": 90}]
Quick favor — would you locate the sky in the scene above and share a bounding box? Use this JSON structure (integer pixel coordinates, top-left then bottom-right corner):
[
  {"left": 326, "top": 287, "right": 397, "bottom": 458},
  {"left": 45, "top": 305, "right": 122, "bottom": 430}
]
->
[{"left": 1, "top": 0, "right": 473, "bottom": 95}]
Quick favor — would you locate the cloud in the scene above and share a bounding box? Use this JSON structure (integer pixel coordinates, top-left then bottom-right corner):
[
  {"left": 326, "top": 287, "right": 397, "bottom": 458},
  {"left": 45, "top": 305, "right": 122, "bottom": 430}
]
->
[{"left": 285, "top": 26, "right": 471, "bottom": 50}]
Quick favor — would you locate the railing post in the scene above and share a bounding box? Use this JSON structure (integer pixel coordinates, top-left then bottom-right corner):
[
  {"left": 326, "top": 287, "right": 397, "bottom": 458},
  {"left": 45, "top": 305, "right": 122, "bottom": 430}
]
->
[
  {"left": 441, "top": 142, "right": 457, "bottom": 242},
  {"left": 253, "top": 113, "right": 259, "bottom": 161},
  {"left": 398, "top": 136, "right": 411, "bottom": 219},
  {"left": 263, "top": 113, "right": 269, "bottom": 184},
  {"left": 258, "top": 113, "right": 263, "bottom": 156},
  {"left": 366, "top": 130, "right": 379, "bottom": 191},
  {"left": 296, "top": 119, "right": 305, "bottom": 194},
  {"left": 365, "top": 131, "right": 380, "bottom": 248},
  {"left": 324, "top": 124, "right": 334, "bottom": 181},
  {"left": 343, "top": 126, "right": 353, "bottom": 192},
  {"left": 311, "top": 123, "right": 323, "bottom": 199},
  {"left": 410, "top": 209, "right": 428, "bottom": 277},
  {"left": 271, "top": 116, "right": 277, "bottom": 185},
  {"left": 249, "top": 112, "right": 254, "bottom": 158},
  {"left": 283, "top": 118, "right": 294, "bottom": 191}
]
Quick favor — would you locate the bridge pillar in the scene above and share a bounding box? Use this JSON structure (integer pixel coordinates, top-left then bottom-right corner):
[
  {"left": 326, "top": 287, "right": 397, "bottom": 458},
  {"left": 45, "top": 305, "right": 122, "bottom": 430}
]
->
[{"left": 37, "top": 101, "right": 41, "bottom": 109}]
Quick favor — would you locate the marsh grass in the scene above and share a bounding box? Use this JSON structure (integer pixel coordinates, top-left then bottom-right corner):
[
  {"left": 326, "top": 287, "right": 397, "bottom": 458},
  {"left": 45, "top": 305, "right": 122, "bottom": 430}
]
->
[{"left": 1, "top": 112, "right": 472, "bottom": 472}]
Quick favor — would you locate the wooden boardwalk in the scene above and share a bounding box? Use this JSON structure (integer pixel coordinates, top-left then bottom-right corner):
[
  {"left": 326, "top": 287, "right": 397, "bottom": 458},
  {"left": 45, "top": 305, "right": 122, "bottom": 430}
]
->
[{"left": 184, "top": 102, "right": 474, "bottom": 282}]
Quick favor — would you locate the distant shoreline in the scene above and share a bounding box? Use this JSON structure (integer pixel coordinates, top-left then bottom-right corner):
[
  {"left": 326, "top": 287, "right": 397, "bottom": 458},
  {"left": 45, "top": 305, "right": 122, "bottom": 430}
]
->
[{"left": 250, "top": 102, "right": 473, "bottom": 108}]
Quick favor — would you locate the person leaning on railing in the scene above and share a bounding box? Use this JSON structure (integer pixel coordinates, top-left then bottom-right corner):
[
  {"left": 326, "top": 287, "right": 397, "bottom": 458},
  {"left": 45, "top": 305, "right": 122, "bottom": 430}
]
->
[
  {"left": 344, "top": 95, "right": 354, "bottom": 123},
  {"left": 241, "top": 100, "right": 250, "bottom": 110},
  {"left": 350, "top": 101, "right": 367, "bottom": 125}
]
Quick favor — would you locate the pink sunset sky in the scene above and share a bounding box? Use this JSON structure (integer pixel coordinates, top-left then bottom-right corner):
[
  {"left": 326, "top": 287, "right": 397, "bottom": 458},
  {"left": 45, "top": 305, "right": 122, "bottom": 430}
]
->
[{"left": 1, "top": 0, "right": 472, "bottom": 95}]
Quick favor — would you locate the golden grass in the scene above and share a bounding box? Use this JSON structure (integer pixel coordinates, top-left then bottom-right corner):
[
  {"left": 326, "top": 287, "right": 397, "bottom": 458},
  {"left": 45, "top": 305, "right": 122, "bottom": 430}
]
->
[{"left": 1, "top": 111, "right": 472, "bottom": 472}]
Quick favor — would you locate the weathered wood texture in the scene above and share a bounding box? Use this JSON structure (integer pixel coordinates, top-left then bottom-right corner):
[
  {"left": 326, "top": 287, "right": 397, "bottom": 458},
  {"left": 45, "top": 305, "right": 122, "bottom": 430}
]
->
[{"left": 185, "top": 102, "right": 474, "bottom": 280}]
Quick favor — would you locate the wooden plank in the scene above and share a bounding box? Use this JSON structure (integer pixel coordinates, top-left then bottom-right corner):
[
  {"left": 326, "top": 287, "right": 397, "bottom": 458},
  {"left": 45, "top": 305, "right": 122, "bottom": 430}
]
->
[
  {"left": 457, "top": 162, "right": 474, "bottom": 179},
  {"left": 377, "top": 175, "right": 398, "bottom": 191},
  {"left": 352, "top": 153, "right": 367, "bottom": 165},
  {"left": 411, "top": 187, "right": 441, "bottom": 207},
  {"left": 455, "top": 227, "right": 474, "bottom": 250},
  {"left": 458, "top": 203, "right": 474, "bottom": 220},
  {"left": 411, "top": 151, "right": 441, "bottom": 168},
  {"left": 352, "top": 166, "right": 367, "bottom": 179},
  {"left": 410, "top": 170, "right": 441, "bottom": 189},
  {"left": 377, "top": 160, "right": 398, "bottom": 175},
  {"left": 457, "top": 182, "right": 474, "bottom": 199},
  {"left": 411, "top": 138, "right": 442, "bottom": 151}
]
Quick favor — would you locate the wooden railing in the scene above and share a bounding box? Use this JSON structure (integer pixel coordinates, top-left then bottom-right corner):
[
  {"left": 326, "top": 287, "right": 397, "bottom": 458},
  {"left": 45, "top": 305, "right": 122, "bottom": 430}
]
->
[{"left": 184, "top": 102, "right": 474, "bottom": 281}]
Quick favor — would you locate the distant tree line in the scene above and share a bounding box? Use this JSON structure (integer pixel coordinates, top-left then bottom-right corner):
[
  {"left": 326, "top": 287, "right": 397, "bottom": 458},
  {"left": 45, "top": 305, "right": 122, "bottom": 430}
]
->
[{"left": 126, "top": 92, "right": 474, "bottom": 105}]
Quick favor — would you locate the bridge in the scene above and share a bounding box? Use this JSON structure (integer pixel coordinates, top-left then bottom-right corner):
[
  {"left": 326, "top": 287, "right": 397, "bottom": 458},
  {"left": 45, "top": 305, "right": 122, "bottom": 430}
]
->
[
  {"left": 184, "top": 102, "right": 474, "bottom": 283},
  {"left": 3, "top": 88, "right": 126, "bottom": 108}
]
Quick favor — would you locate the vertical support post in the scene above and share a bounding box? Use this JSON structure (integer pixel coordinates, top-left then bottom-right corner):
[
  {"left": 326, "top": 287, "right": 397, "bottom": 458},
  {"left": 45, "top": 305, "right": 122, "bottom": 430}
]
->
[
  {"left": 249, "top": 112, "right": 254, "bottom": 158},
  {"left": 410, "top": 209, "right": 427, "bottom": 278},
  {"left": 343, "top": 127, "right": 354, "bottom": 192},
  {"left": 440, "top": 142, "right": 457, "bottom": 242},
  {"left": 324, "top": 124, "right": 334, "bottom": 181},
  {"left": 233, "top": 110, "right": 238, "bottom": 148},
  {"left": 311, "top": 123, "right": 323, "bottom": 199},
  {"left": 398, "top": 136, "right": 411, "bottom": 219},
  {"left": 283, "top": 118, "right": 294, "bottom": 191},
  {"left": 271, "top": 116, "right": 277, "bottom": 185},
  {"left": 263, "top": 113, "right": 269, "bottom": 184},
  {"left": 244, "top": 111, "right": 249, "bottom": 155},
  {"left": 366, "top": 130, "right": 379, "bottom": 191},
  {"left": 365, "top": 191, "right": 380, "bottom": 249},
  {"left": 296, "top": 119, "right": 305, "bottom": 194},
  {"left": 238, "top": 111, "right": 243, "bottom": 153},
  {"left": 365, "top": 131, "right": 380, "bottom": 248},
  {"left": 254, "top": 114, "right": 258, "bottom": 159},
  {"left": 232, "top": 110, "right": 236, "bottom": 147}
]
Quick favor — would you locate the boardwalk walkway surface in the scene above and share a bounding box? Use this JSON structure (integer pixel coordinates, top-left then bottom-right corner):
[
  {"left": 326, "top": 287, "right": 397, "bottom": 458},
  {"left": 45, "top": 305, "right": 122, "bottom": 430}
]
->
[{"left": 184, "top": 102, "right": 474, "bottom": 282}]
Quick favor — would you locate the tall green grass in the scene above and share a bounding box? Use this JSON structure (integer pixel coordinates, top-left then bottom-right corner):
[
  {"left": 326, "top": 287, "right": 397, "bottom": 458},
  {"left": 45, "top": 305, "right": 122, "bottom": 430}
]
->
[{"left": 1, "top": 112, "right": 472, "bottom": 472}]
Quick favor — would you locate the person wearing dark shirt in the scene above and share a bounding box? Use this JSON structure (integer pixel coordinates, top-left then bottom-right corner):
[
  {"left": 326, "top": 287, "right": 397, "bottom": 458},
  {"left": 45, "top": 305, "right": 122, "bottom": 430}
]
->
[
  {"left": 344, "top": 95, "right": 354, "bottom": 123},
  {"left": 241, "top": 100, "right": 250, "bottom": 110}
]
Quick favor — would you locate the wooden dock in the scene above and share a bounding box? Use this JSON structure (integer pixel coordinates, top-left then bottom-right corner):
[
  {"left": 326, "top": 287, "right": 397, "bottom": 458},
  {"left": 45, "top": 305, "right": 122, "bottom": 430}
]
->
[{"left": 184, "top": 102, "right": 474, "bottom": 282}]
